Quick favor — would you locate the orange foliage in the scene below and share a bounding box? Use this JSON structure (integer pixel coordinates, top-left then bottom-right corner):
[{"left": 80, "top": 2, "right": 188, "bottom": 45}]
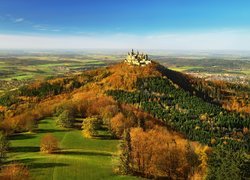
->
[
  {"left": 101, "top": 62, "right": 162, "bottom": 91},
  {"left": 1, "top": 98, "right": 60, "bottom": 134},
  {"left": 0, "top": 163, "right": 30, "bottom": 180},
  {"left": 40, "top": 133, "right": 59, "bottom": 153},
  {"left": 0, "top": 106, "right": 6, "bottom": 112},
  {"left": 222, "top": 97, "right": 250, "bottom": 114},
  {"left": 0, "top": 62, "right": 163, "bottom": 133},
  {"left": 111, "top": 112, "right": 136, "bottom": 138},
  {"left": 130, "top": 126, "right": 200, "bottom": 179}
]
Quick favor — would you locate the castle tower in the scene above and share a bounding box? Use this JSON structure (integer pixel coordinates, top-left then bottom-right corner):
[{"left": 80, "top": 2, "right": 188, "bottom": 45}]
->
[{"left": 125, "top": 50, "right": 151, "bottom": 66}]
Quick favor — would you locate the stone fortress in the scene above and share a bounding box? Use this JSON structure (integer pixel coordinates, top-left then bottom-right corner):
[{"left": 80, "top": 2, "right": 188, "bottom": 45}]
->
[{"left": 124, "top": 49, "right": 152, "bottom": 66}]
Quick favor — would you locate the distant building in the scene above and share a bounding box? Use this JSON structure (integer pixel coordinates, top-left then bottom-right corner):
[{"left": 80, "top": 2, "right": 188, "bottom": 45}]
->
[{"left": 124, "top": 49, "right": 152, "bottom": 66}]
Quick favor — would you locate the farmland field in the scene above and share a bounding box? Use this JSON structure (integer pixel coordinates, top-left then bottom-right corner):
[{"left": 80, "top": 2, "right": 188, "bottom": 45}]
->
[
  {"left": 8, "top": 118, "right": 137, "bottom": 180},
  {"left": 0, "top": 53, "right": 121, "bottom": 93}
]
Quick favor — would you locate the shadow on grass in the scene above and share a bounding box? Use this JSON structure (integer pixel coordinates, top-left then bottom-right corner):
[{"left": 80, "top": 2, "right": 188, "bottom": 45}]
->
[
  {"left": 10, "top": 146, "right": 40, "bottom": 153},
  {"left": 36, "top": 129, "right": 68, "bottom": 134},
  {"left": 9, "top": 134, "right": 36, "bottom": 140},
  {"left": 56, "top": 150, "right": 112, "bottom": 157},
  {"left": 9, "top": 158, "right": 68, "bottom": 169},
  {"left": 8, "top": 158, "right": 35, "bottom": 164},
  {"left": 73, "top": 123, "right": 82, "bottom": 130},
  {"left": 30, "top": 162, "right": 68, "bottom": 169},
  {"left": 95, "top": 134, "right": 114, "bottom": 140}
]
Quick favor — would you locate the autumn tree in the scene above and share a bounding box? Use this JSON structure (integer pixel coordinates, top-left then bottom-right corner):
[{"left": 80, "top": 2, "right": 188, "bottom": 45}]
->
[
  {"left": 0, "top": 132, "right": 10, "bottom": 162},
  {"left": 82, "top": 117, "right": 100, "bottom": 138},
  {"left": 129, "top": 127, "right": 200, "bottom": 179},
  {"left": 40, "top": 134, "right": 59, "bottom": 153},
  {"left": 25, "top": 118, "right": 38, "bottom": 132},
  {"left": 54, "top": 102, "right": 77, "bottom": 117},
  {"left": 56, "top": 110, "right": 74, "bottom": 128},
  {"left": 0, "top": 163, "right": 30, "bottom": 180},
  {"left": 110, "top": 112, "right": 136, "bottom": 138},
  {"left": 195, "top": 145, "right": 211, "bottom": 178},
  {"left": 100, "top": 104, "right": 119, "bottom": 129},
  {"left": 185, "top": 142, "right": 201, "bottom": 178}
]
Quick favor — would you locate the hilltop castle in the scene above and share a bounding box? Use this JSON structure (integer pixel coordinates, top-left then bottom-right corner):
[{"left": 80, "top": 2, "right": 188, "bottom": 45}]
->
[{"left": 124, "top": 49, "right": 152, "bottom": 66}]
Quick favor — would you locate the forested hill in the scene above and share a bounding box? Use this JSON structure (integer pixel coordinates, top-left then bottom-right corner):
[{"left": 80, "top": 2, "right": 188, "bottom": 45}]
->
[
  {"left": 0, "top": 61, "right": 249, "bottom": 150},
  {"left": 0, "top": 60, "right": 249, "bottom": 179},
  {"left": 107, "top": 63, "right": 250, "bottom": 150}
]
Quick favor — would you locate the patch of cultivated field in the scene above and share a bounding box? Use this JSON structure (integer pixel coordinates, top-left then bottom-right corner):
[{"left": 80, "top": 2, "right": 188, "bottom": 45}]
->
[
  {"left": 241, "top": 69, "right": 250, "bottom": 75},
  {"left": 0, "top": 57, "right": 108, "bottom": 81},
  {"left": 8, "top": 118, "right": 137, "bottom": 180},
  {"left": 168, "top": 66, "right": 203, "bottom": 72}
]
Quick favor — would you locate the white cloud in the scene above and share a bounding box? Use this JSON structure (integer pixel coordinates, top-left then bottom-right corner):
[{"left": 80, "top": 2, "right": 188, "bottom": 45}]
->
[
  {"left": 33, "top": 25, "right": 48, "bottom": 31},
  {"left": 33, "top": 25, "right": 62, "bottom": 32},
  {"left": 51, "top": 29, "right": 61, "bottom": 32},
  {"left": 0, "top": 15, "right": 25, "bottom": 23},
  {"left": 1, "top": 30, "right": 250, "bottom": 50},
  {"left": 15, "top": 18, "right": 24, "bottom": 23}
]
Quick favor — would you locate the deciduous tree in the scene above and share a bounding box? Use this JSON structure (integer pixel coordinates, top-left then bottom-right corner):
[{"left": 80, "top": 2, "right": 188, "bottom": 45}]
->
[
  {"left": 40, "top": 134, "right": 59, "bottom": 154},
  {"left": 82, "top": 117, "right": 100, "bottom": 138},
  {"left": 56, "top": 110, "right": 74, "bottom": 128},
  {"left": 0, "top": 163, "right": 30, "bottom": 180}
]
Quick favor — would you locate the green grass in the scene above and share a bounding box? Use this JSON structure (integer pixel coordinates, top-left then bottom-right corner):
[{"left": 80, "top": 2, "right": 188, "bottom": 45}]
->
[
  {"left": 169, "top": 66, "right": 203, "bottom": 72},
  {"left": 8, "top": 118, "right": 137, "bottom": 180}
]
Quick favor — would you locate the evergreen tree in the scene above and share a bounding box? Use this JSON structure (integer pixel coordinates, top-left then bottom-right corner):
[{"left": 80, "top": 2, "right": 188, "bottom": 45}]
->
[
  {"left": 118, "top": 129, "right": 132, "bottom": 175},
  {"left": 0, "top": 132, "right": 10, "bottom": 162},
  {"left": 207, "top": 145, "right": 246, "bottom": 180}
]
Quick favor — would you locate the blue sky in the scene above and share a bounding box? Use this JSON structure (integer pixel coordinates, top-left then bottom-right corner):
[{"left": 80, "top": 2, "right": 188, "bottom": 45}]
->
[{"left": 1, "top": 0, "right": 250, "bottom": 49}]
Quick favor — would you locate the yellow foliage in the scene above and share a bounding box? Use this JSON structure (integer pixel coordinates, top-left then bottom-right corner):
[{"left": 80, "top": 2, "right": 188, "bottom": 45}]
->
[
  {"left": 82, "top": 117, "right": 99, "bottom": 138},
  {"left": 195, "top": 145, "right": 212, "bottom": 178},
  {"left": 130, "top": 126, "right": 200, "bottom": 178}
]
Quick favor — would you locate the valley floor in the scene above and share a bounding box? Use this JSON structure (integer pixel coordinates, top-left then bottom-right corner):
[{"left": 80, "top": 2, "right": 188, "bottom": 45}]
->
[{"left": 8, "top": 118, "right": 137, "bottom": 180}]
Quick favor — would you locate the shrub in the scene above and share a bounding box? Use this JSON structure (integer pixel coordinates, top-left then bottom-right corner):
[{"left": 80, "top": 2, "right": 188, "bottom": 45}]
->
[
  {"left": 56, "top": 110, "right": 74, "bottom": 128},
  {"left": 82, "top": 117, "right": 100, "bottom": 138},
  {"left": 0, "top": 163, "right": 30, "bottom": 180},
  {"left": 40, "top": 134, "right": 59, "bottom": 153}
]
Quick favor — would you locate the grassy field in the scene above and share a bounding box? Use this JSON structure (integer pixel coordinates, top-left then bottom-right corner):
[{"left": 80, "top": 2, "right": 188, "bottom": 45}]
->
[{"left": 8, "top": 118, "right": 137, "bottom": 180}]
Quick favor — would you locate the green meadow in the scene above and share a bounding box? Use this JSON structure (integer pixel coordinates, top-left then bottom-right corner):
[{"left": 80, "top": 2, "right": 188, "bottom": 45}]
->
[{"left": 8, "top": 118, "right": 137, "bottom": 180}]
